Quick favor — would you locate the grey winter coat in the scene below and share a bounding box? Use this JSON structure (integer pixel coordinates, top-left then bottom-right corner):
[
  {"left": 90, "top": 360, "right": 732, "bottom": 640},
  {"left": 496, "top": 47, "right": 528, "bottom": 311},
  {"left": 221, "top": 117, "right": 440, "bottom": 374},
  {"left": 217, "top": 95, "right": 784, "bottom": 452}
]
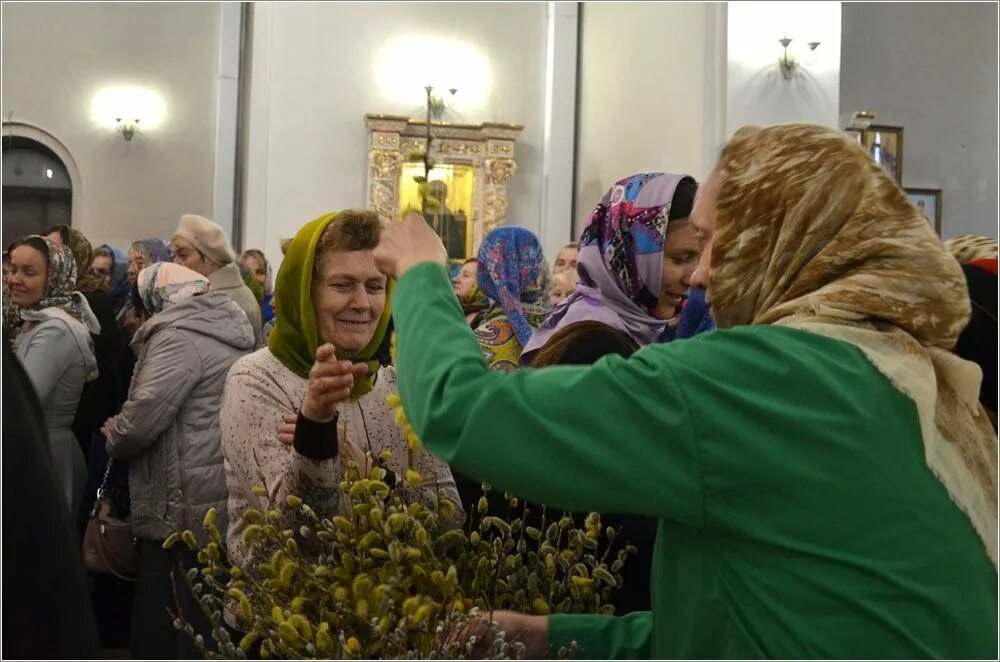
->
[
  {"left": 106, "top": 291, "right": 254, "bottom": 542},
  {"left": 208, "top": 262, "right": 263, "bottom": 348}
]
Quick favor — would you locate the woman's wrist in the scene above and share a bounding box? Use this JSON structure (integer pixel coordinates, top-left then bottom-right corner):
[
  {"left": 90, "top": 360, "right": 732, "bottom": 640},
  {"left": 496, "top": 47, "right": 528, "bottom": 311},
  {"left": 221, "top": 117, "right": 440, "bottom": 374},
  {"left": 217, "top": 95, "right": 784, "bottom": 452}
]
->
[
  {"left": 488, "top": 612, "right": 550, "bottom": 658},
  {"left": 300, "top": 397, "right": 336, "bottom": 423},
  {"left": 524, "top": 614, "right": 550, "bottom": 657},
  {"left": 293, "top": 408, "right": 339, "bottom": 461}
]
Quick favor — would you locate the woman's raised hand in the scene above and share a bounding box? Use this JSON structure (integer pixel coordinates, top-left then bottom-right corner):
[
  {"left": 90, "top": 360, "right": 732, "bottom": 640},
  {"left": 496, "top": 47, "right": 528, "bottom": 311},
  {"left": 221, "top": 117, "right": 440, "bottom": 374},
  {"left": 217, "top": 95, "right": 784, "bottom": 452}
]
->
[
  {"left": 300, "top": 343, "right": 369, "bottom": 423},
  {"left": 373, "top": 211, "right": 449, "bottom": 279}
]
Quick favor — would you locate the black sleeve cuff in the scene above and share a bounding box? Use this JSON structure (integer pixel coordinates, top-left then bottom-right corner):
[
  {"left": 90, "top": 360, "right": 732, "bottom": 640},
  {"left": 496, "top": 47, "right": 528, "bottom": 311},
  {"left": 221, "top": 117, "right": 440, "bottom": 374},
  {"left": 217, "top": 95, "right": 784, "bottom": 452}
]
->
[{"left": 292, "top": 410, "right": 339, "bottom": 461}]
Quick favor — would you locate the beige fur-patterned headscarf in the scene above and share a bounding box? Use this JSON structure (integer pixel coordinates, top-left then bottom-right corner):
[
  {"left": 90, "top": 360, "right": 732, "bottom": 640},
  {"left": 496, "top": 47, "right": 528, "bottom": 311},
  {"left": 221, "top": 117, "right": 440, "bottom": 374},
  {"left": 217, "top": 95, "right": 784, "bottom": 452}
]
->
[
  {"left": 943, "top": 235, "right": 998, "bottom": 265},
  {"left": 710, "top": 123, "right": 998, "bottom": 567}
]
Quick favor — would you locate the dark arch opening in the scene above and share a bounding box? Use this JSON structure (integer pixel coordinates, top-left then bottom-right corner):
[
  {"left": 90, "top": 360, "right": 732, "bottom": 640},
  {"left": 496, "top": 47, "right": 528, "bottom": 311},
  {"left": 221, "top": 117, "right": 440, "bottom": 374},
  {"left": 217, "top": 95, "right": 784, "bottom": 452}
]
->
[{"left": 2, "top": 135, "right": 73, "bottom": 248}]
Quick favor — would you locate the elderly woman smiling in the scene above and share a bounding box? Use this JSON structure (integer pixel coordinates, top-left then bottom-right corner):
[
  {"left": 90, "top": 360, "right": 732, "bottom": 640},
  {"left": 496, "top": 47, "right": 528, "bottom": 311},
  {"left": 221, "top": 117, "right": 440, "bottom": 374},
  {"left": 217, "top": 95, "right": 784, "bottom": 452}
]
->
[{"left": 220, "top": 210, "right": 464, "bottom": 577}]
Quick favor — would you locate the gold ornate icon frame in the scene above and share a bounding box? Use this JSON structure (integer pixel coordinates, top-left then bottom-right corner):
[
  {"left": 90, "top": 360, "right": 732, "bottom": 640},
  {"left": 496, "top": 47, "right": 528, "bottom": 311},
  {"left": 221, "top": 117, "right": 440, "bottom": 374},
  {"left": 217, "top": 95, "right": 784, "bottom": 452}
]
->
[{"left": 365, "top": 114, "right": 523, "bottom": 259}]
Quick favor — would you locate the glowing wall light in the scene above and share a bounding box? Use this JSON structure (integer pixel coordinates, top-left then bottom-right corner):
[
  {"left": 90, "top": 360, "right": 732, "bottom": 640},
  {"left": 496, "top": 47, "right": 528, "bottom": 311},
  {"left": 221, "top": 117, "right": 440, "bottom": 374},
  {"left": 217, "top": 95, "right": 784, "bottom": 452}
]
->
[
  {"left": 728, "top": 2, "right": 839, "bottom": 78},
  {"left": 375, "top": 36, "right": 490, "bottom": 110},
  {"left": 90, "top": 85, "right": 166, "bottom": 140}
]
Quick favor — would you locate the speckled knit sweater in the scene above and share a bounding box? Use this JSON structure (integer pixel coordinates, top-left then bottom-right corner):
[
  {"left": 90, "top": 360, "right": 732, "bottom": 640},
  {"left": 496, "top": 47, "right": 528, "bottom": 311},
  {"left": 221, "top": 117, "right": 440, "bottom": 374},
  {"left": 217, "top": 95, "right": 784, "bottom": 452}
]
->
[{"left": 220, "top": 347, "right": 464, "bottom": 570}]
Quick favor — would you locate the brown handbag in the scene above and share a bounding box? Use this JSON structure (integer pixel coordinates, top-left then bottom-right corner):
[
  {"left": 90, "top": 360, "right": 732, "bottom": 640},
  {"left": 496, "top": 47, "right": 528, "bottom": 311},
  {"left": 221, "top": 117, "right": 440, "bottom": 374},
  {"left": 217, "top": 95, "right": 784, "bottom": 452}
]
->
[{"left": 83, "top": 460, "right": 139, "bottom": 581}]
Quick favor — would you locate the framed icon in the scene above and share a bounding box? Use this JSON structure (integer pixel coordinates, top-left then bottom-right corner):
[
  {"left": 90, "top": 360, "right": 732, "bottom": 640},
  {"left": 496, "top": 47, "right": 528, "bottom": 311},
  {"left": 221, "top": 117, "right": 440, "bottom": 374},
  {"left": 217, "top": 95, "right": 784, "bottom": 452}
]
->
[{"left": 905, "top": 187, "right": 942, "bottom": 236}]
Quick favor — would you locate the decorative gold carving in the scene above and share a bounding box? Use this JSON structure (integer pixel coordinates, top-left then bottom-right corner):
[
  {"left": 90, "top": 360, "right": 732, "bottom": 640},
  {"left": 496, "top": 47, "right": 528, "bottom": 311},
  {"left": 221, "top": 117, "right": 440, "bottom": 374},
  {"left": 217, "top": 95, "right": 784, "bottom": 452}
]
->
[
  {"left": 438, "top": 140, "right": 482, "bottom": 156},
  {"left": 488, "top": 159, "right": 516, "bottom": 186},
  {"left": 483, "top": 187, "right": 508, "bottom": 222},
  {"left": 372, "top": 183, "right": 393, "bottom": 207},
  {"left": 370, "top": 182, "right": 395, "bottom": 223},
  {"left": 365, "top": 113, "right": 522, "bottom": 257},
  {"left": 400, "top": 139, "right": 424, "bottom": 153},
  {"left": 372, "top": 150, "right": 401, "bottom": 179},
  {"left": 366, "top": 115, "right": 524, "bottom": 143}
]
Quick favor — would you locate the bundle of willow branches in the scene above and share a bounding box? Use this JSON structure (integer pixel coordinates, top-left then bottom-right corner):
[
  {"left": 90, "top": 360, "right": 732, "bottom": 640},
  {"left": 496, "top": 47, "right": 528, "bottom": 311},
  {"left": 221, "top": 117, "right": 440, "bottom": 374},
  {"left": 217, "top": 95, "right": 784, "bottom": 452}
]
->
[{"left": 166, "top": 454, "right": 633, "bottom": 659}]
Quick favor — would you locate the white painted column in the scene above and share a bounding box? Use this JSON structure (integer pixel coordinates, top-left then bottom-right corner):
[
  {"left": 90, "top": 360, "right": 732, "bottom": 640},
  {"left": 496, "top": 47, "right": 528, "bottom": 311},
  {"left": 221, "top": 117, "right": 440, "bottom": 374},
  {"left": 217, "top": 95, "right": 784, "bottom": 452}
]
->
[
  {"left": 242, "top": 2, "right": 274, "bottom": 263},
  {"left": 539, "top": 1, "right": 579, "bottom": 259},
  {"left": 702, "top": 2, "right": 729, "bottom": 170},
  {"left": 211, "top": 1, "right": 242, "bottom": 242}
]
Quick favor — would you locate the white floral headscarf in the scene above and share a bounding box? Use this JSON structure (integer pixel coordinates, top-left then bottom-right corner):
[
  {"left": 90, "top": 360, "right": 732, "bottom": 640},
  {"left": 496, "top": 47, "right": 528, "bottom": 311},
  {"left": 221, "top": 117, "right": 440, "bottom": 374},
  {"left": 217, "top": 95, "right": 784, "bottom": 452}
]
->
[{"left": 137, "top": 262, "right": 209, "bottom": 315}]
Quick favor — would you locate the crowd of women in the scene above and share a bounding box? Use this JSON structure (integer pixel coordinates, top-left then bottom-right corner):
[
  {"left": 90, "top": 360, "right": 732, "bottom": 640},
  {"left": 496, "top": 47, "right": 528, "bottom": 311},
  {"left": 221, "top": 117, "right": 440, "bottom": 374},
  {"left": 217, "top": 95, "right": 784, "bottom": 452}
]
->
[{"left": 3, "top": 122, "right": 998, "bottom": 659}]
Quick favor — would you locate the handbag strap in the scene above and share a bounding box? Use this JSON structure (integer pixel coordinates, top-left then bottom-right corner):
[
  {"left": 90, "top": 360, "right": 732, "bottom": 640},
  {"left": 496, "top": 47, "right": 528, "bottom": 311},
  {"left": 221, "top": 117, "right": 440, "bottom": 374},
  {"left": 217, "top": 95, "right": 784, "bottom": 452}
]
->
[{"left": 91, "top": 459, "right": 115, "bottom": 515}]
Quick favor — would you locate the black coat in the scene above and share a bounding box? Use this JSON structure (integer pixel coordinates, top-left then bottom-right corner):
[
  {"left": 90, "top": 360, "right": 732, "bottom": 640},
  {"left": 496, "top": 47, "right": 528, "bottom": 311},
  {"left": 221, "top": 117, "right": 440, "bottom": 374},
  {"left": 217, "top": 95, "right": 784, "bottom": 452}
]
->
[
  {"left": 2, "top": 345, "right": 101, "bottom": 659},
  {"left": 72, "top": 289, "right": 131, "bottom": 457},
  {"left": 74, "top": 288, "right": 132, "bottom": 536},
  {"left": 955, "top": 262, "right": 997, "bottom": 414}
]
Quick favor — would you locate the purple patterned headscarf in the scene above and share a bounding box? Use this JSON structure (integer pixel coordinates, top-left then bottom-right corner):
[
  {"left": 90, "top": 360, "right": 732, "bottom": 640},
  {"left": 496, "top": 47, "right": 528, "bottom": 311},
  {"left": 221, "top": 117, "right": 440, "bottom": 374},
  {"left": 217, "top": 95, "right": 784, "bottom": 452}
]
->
[
  {"left": 476, "top": 227, "right": 552, "bottom": 347},
  {"left": 522, "top": 172, "right": 694, "bottom": 360}
]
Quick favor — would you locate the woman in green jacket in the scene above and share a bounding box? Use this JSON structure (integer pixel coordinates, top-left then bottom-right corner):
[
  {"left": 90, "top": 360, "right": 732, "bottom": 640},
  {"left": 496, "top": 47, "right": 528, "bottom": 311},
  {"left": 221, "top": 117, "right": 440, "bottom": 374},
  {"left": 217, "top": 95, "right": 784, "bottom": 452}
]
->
[{"left": 361, "top": 123, "right": 997, "bottom": 659}]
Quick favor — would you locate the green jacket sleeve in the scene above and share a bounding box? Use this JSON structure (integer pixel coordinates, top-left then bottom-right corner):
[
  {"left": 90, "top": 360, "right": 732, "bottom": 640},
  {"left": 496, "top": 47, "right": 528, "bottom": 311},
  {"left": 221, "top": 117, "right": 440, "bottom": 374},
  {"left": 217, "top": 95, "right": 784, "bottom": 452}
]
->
[
  {"left": 548, "top": 612, "right": 653, "bottom": 659},
  {"left": 393, "top": 262, "right": 703, "bottom": 525}
]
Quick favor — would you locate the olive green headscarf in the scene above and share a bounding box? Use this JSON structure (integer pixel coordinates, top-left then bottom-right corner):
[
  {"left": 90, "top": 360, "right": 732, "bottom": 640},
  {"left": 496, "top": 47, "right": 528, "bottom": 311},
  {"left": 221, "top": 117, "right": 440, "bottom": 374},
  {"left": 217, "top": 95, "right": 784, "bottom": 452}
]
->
[
  {"left": 268, "top": 211, "right": 394, "bottom": 399},
  {"left": 239, "top": 261, "right": 265, "bottom": 306}
]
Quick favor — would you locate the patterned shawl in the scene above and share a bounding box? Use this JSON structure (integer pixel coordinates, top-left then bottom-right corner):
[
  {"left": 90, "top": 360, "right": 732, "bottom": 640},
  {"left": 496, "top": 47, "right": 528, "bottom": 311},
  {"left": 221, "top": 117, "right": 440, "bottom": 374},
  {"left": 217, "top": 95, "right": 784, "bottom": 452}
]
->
[
  {"left": 24, "top": 238, "right": 88, "bottom": 324},
  {"left": 137, "top": 262, "right": 209, "bottom": 315},
  {"left": 522, "top": 172, "right": 694, "bottom": 359},
  {"left": 712, "top": 123, "right": 998, "bottom": 566},
  {"left": 476, "top": 227, "right": 552, "bottom": 347},
  {"left": 3, "top": 289, "right": 20, "bottom": 343},
  {"left": 944, "top": 235, "right": 998, "bottom": 265},
  {"left": 16, "top": 238, "right": 100, "bottom": 379},
  {"left": 66, "top": 227, "right": 107, "bottom": 293}
]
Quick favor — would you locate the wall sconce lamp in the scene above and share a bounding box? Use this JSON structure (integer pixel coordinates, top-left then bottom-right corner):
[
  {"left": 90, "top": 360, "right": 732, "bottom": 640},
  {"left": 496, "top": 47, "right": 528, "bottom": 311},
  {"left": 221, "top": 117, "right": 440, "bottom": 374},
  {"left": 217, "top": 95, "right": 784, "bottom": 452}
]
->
[
  {"left": 92, "top": 86, "right": 165, "bottom": 140},
  {"left": 778, "top": 35, "right": 820, "bottom": 79},
  {"left": 425, "top": 84, "right": 457, "bottom": 120},
  {"left": 115, "top": 117, "right": 140, "bottom": 141}
]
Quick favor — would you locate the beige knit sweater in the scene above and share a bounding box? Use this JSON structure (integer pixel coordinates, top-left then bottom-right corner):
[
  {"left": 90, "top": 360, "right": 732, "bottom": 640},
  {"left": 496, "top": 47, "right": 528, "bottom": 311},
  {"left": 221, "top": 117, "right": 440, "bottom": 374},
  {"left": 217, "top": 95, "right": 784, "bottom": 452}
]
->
[{"left": 220, "top": 348, "right": 464, "bottom": 570}]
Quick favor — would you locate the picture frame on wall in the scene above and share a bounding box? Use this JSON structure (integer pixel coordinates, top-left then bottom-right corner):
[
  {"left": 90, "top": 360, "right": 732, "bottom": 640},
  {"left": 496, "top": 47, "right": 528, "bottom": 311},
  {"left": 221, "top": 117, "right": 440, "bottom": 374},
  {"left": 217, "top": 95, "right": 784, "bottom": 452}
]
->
[
  {"left": 844, "top": 127, "right": 864, "bottom": 145},
  {"left": 905, "top": 187, "right": 942, "bottom": 236},
  {"left": 863, "top": 125, "right": 903, "bottom": 184}
]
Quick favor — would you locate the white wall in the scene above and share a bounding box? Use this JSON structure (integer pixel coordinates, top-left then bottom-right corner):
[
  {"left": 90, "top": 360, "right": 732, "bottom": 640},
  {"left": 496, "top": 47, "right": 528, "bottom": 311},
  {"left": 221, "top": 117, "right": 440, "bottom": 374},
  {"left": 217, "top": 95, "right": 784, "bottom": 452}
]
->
[
  {"left": 243, "top": 2, "right": 548, "bottom": 266},
  {"left": 840, "top": 2, "right": 998, "bottom": 239},
  {"left": 726, "top": 2, "right": 841, "bottom": 136},
  {"left": 574, "top": 2, "right": 721, "bottom": 232},
  {"left": 1, "top": 2, "right": 222, "bottom": 249}
]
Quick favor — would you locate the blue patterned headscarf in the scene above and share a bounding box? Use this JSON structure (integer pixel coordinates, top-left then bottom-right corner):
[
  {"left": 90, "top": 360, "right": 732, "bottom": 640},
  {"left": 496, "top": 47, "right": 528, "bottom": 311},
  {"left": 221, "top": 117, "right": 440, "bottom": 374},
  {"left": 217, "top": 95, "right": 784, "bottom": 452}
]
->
[
  {"left": 103, "top": 245, "right": 131, "bottom": 311},
  {"left": 476, "top": 227, "right": 552, "bottom": 347}
]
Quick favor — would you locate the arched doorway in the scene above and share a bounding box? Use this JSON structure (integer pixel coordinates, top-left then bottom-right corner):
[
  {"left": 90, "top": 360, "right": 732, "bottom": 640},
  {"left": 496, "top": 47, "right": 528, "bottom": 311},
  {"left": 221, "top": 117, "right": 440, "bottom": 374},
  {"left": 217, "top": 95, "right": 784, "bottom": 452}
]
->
[
  {"left": 2, "top": 126, "right": 78, "bottom": 249},
  {"left": 2, "top": 136, "right": 72, "bottom": 247}
]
